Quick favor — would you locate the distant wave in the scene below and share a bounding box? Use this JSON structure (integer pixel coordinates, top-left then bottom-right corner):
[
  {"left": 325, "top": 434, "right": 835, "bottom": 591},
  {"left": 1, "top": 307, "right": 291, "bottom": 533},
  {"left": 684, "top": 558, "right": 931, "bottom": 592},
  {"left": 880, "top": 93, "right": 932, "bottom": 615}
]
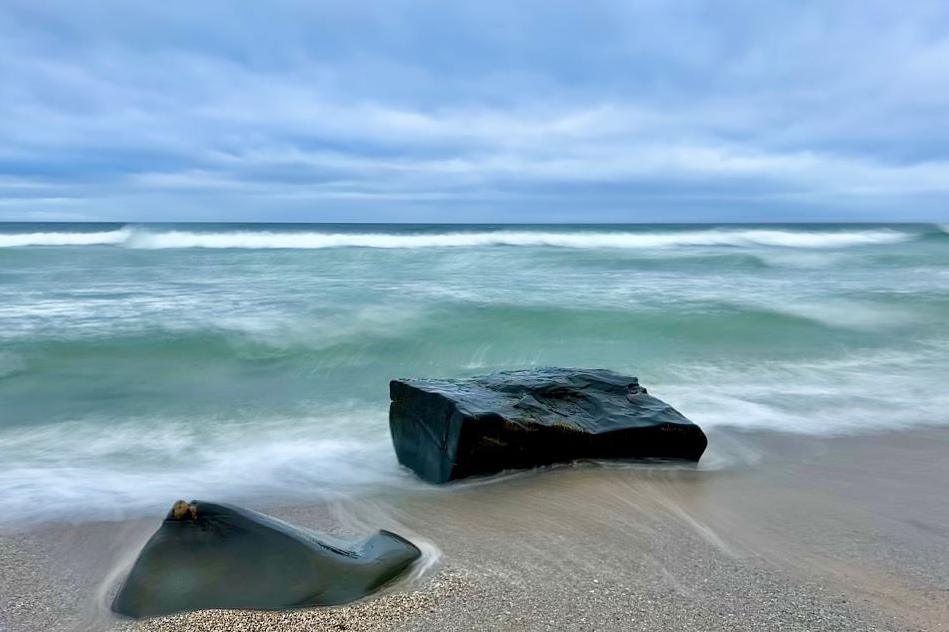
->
[
  {"left": 0, "top": 227, "right": 915, "bottom": 249},
  {"left": 0, "top": 228, "right": 131, "bottom": 247},
  {"left": 126, "top": 228, "right": 912, "bottom": 249}
]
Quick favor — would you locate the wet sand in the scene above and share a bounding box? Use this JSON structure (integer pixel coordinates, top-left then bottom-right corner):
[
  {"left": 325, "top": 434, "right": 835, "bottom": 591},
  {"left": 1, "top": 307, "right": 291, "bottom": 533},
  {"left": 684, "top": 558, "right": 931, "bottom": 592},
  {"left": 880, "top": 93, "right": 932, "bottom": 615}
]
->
[{"left": 2, "top": 427, "right": 948, "bottom": 631}]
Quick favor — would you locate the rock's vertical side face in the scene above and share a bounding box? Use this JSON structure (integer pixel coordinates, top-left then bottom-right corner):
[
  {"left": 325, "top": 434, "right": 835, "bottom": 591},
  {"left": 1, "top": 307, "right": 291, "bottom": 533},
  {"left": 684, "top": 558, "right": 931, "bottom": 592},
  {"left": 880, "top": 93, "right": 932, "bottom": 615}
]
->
[{"left": 389, "top": 368, "right": 708, "bottom": 484}]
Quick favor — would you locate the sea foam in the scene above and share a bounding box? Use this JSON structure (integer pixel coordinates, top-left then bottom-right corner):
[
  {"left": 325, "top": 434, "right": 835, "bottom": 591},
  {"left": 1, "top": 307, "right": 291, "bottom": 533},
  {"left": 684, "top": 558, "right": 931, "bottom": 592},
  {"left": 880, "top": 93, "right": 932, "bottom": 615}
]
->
[
  {"left": 0, "top": 227, "right": 913, "bottom": 249},
  {"left": 0, "top": 228, "right": 131, "bottom": 247},
  {"left": 0, "top": 408, "right": 412, "bottom": 524},
  {"left": 124, "top": 228, "right": 913, "bottom": 249}
]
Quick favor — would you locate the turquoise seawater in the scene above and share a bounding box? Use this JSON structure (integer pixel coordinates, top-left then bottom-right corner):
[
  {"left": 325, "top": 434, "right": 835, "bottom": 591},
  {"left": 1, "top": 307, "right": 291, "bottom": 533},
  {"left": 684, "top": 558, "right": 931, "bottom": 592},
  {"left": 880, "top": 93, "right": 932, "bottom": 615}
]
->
[{"left": 1, "top": 223, "right": 947, "bottom": 523}]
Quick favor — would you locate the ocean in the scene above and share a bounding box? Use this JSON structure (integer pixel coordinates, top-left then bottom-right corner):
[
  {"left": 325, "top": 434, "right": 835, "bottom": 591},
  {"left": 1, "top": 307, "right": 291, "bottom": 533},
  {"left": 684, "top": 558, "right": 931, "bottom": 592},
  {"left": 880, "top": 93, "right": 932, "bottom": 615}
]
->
[{"left": 1, "top": 223, "right": 947, "bottom": 524}]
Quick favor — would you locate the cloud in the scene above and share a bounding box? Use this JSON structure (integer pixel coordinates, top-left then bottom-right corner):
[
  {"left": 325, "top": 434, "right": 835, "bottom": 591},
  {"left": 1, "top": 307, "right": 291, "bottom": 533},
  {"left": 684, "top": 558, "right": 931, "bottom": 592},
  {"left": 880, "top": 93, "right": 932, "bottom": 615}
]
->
[{"left": 1, "top": 0, "right": 948, "bottom": 221}]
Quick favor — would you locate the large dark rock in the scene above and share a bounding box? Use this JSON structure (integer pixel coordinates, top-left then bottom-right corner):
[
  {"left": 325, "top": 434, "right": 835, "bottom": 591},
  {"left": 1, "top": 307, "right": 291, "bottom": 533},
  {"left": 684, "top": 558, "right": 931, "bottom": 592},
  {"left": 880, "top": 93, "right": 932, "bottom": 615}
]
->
[
  {"left": 389, "top": 368, "right": 707, "bottom": 483},
  {"left": 112, "top": 500, "right": 421, "bottom": 619}
]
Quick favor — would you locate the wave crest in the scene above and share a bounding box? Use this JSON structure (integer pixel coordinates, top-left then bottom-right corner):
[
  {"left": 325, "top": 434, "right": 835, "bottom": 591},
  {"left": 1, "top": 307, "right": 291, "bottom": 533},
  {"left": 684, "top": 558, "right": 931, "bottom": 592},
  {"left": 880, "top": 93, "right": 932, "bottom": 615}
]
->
[
  {"left": 0, "top": 228, "right": 131, "bottom": 247},
  {"left": 0, "top": 227, "right": 914, "bottom": 249},
  {"left": 125, "top": 228, "right": 913, "bottom": 250}
]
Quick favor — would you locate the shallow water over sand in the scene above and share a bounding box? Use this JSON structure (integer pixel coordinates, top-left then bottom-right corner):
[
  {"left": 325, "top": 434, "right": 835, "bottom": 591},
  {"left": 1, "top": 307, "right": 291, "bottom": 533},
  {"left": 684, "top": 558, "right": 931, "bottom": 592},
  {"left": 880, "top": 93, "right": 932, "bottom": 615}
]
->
[{"left": 4, "top": 428, "right": 948, "bottom": 631}]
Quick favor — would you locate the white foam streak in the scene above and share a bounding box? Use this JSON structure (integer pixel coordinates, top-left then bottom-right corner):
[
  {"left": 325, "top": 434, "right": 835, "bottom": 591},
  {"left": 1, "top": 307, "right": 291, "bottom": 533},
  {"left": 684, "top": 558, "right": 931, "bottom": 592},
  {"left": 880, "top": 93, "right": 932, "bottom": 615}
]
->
[
  {"left": 661, "top": 348, "right": 949, "bottom": 437},
  {"left": 0, "top": 410, "right": 415, "bottom": 525},
  {"left": 125, "top": 228, "right": 910, "bottom": 250},
  {"left": 0, "top": 228, "right": 131, "bottom": 247},
  {"left": 0, "top": 227, "right": 913, "bottom": 249}
]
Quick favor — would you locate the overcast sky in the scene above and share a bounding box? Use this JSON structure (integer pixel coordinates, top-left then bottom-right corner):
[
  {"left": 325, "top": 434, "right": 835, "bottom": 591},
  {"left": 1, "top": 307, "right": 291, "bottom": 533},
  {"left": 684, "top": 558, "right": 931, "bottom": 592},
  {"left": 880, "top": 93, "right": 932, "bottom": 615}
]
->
[{"left": 1, "top": 1, "right": 948, "bottom": 222}]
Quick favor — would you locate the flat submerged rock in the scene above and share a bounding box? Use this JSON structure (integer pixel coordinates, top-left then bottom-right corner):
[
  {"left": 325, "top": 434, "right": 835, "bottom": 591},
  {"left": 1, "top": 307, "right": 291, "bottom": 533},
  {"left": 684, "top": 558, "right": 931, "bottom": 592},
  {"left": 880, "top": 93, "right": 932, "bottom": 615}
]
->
[{"left": 389, "top": 367, "right": 707, "bottom": 483}]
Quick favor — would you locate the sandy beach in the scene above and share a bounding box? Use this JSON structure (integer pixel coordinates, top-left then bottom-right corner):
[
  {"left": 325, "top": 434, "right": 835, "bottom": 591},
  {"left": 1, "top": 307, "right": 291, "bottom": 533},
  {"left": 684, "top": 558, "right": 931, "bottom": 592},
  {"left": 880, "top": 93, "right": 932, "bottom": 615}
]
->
[{"left": 2, "top": 426, "right": 947, "bottom": 632}]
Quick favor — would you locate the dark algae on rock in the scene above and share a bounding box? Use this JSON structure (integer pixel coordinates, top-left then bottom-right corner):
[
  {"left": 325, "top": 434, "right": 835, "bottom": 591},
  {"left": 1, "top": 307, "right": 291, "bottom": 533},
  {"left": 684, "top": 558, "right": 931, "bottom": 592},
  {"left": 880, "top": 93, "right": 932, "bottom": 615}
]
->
[
  {"left": 389, "top": 367, "right": 707, "bottom": 483},
  {"left": 112, "top": 500, "right": 421, "bottom": 619}
]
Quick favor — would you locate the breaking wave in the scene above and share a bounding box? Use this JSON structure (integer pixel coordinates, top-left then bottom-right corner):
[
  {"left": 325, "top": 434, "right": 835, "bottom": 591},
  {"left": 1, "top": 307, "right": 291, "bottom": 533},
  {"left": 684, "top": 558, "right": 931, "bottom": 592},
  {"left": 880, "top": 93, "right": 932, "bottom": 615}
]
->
[
  {"left": 0, "top": 227, "right": 916, "bottom": 249},
  {"left": 0, "top": 228, "right": 131, "bottom": 247}
]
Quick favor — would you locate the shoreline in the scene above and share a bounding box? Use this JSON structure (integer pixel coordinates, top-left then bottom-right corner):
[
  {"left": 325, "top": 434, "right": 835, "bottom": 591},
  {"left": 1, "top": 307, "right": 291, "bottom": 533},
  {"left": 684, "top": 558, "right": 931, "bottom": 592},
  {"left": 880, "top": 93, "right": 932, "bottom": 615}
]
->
[{"left": 3, "top": 427, "right": 948, "bottom": 631}]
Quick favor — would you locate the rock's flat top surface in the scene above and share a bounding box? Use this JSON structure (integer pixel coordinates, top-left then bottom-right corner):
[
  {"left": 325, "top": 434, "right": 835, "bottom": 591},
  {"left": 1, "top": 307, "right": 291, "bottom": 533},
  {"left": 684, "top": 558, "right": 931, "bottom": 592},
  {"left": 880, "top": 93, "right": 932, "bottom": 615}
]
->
[{"left": 393, "top": 368, "right": 696, "bottom": 433}]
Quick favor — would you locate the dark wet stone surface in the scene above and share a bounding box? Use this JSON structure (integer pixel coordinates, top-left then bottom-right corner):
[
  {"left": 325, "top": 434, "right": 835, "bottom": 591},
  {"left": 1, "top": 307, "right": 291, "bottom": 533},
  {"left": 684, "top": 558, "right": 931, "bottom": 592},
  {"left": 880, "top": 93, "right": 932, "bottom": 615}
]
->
[
  {"left": 112, "top": 501, "right": 421, "bottom": 619},
  {"left": 389, "top": 368, "right": 707, "bottom": 483}
]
